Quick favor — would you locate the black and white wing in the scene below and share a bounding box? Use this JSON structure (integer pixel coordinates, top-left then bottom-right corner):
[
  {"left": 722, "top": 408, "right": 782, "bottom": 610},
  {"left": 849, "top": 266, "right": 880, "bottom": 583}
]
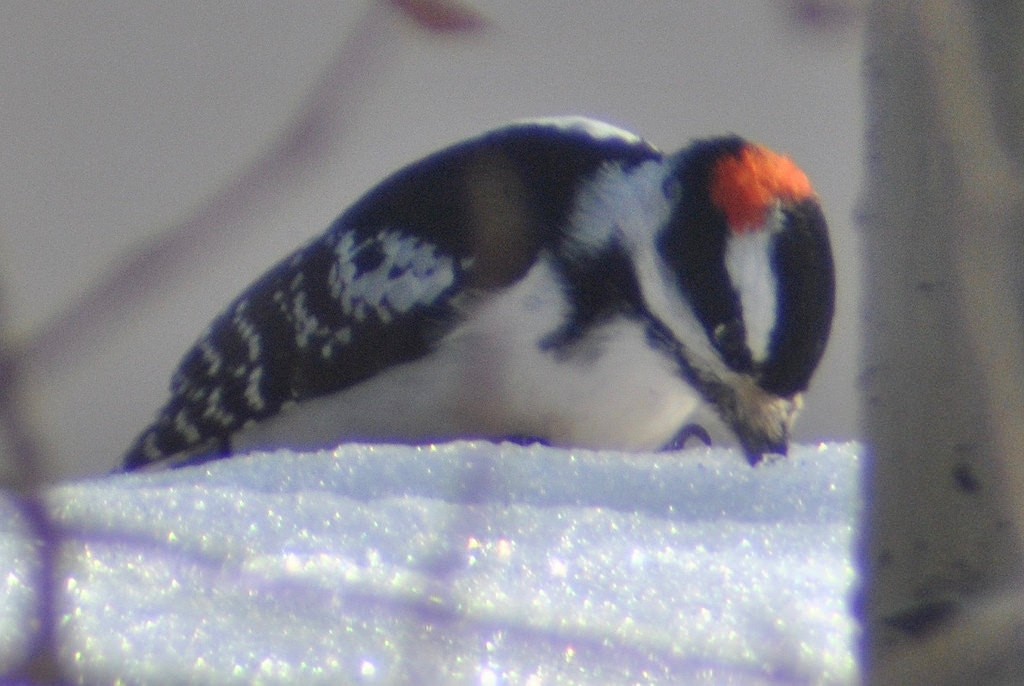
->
[{"left": 123, "top": 118, "right": 661, "bottom": 470}]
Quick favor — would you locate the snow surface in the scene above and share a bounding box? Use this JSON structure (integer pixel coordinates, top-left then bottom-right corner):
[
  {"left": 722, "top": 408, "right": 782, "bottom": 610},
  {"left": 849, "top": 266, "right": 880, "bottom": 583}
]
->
[{"left": 1, "top": 441, "right": 861, "bottom": 684}]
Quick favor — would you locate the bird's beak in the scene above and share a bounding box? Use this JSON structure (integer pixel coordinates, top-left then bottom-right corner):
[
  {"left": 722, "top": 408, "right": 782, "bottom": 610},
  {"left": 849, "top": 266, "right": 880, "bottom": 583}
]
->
[
  {"left": 741, "top": 429, "right": 789, "bottom": 466},
  {"left": 729, "top": 387, "right": 802, "bottom": 466}
]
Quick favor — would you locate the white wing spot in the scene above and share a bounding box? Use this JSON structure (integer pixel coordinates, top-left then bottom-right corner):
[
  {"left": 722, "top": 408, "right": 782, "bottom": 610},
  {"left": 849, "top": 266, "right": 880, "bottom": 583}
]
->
[
  {"left": 244, "top": 367, "right": 266, "bottom": 411},
  {"left": 198, "top": 339, "right": 223, "bottom": 376},
  {"left": 202, "top": 387, "right": 236, "bottom": 427},
  {"left": 331, "top": 229, "right": 455, "bottom": 323},
  {"left": 173, "top": 409, "right": 201, "bottom": 444},
  {"left": 232, "top": 301, "right": 262, "bottom": 363},
  {"left": 291, "top": 291, "right": 321, "bottom": 348}
]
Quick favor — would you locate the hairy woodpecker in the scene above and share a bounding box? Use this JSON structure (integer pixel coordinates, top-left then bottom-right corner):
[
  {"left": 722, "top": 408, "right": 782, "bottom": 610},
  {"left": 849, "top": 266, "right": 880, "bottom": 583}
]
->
[{"left": 122, "top": 117, "right": 834, "bottom": 471}]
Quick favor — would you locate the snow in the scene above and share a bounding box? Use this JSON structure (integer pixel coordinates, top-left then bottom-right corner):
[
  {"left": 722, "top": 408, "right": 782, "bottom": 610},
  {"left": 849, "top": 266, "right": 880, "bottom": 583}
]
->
[{"left": 2, "top": 441, "right": 861, "bottom": 684}]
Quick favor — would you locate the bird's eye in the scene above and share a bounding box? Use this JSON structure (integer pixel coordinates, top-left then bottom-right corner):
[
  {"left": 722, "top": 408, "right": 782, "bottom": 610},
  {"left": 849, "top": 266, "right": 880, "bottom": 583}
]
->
[{"left": 713, "top": 320, "right": 753, "bottom": 373}]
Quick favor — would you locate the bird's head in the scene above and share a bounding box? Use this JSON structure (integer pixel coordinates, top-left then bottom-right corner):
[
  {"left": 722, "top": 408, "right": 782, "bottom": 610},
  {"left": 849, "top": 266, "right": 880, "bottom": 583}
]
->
[{"left": 652, "top": 137, "right": 834, "bottom": 463}]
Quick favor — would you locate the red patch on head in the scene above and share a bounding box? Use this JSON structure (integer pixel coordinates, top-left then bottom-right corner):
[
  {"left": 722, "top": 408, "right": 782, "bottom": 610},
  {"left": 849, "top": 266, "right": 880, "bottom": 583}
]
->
[{"left": 709, "top": 145, "right": 815, "bottom": 234}]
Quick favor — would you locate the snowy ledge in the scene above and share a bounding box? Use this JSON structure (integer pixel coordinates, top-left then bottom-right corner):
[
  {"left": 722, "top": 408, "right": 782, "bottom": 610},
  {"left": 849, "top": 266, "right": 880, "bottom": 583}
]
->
[{"left": 1, "top": 441, "right": 861, "bottom": 684}]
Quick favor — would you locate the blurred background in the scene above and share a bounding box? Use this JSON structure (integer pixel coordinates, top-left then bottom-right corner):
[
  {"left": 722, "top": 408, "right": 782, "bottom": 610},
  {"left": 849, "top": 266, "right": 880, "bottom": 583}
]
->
[{"left": 0, "top": 1, "right": 864, "bottom": 481}]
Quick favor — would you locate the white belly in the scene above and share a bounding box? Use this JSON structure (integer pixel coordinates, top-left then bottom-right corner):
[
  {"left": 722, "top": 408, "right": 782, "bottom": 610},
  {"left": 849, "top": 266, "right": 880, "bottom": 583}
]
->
[{"left": 230, "top": 259, "right": 702, "bottom": 455}]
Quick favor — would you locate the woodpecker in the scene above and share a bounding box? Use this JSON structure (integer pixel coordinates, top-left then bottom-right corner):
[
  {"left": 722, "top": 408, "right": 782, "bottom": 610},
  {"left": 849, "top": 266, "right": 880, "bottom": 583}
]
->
[{"left": 122, "top": 117, "right": 834, "bottom": 471}]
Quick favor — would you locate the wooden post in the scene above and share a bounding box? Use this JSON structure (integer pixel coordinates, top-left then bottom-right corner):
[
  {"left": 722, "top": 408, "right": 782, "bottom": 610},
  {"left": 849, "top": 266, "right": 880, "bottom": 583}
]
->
[{"left": 861, "top": 1, "right": 1024, "bottom": 681}]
